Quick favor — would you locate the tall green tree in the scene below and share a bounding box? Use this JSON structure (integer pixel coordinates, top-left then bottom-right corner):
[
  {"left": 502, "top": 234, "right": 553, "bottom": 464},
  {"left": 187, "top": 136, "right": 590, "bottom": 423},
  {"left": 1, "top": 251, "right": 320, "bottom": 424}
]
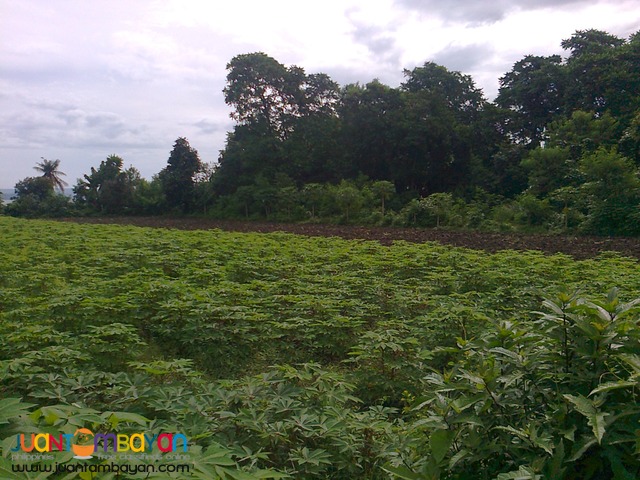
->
[
  {"left": 281, "top": 114, "right": 345, "bottom": 184},
  {"left": 332, "top": 180, "right": 363, "bottom": 222},
  {"left": 74, "top": 154, "right": 142, "bottom": 214},
  {"left": 496, "top": 55, "right": 566, "bottom": 147},
  {"left": 338, "top": 80, "right": 403, "bottom": 183},
  {"left": 224, "top": 53, "right": 295, "bottom": 138},
  {"left": 298, "top": 73, "right": 341, "bottom": 117},
  {"left": 561, "top": 29, "right": 625, "bottom": 59},
  {"left": 400, "top": 63, "right": 492, "bottom": 194},
  {"left": 394, "top": 88, "right": 471, "bottom": 194},
  {"left": 218, "top": 53, "right": 341, "bottom": 195},
  {"left": 578, "top": 148, "right": 640, "bottom": 235},
  {"left": 159, "top": 137, "right": 203, "bottom": 213},
  {"left": 521, "top": 147, "right": 574, "bottom": 197},
  {"left": 545, "top": 110, "right": 619, "bottom": 158},
  {"left": 562, "top": 29, "right": 639, "bottom": 119},
  {"left": 14, "top": 176, "right": 55, "bottom": 201},
  {"left": 619, "top": 111, "right": 640, "bottom": 164},
  {"left": 370, "top": 180, "right": 395, "bottom": 216},
  {"left": 223, "top": 52, "right": 339, "bottom": 139},
  {"left": 213, "top": 123, "right": 282, "bottom": 196},
  {"left": 402, "top": 62, "right": 485, "bottom": 122},
  {"left": 34, "top": 157, "right": 68, "bottom": 193}
]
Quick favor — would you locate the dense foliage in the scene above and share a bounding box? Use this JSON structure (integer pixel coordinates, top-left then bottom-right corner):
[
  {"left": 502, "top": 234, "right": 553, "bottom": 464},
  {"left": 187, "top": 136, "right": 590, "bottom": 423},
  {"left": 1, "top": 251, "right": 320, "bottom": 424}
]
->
[
  {"left": 4, "top": 29, "right": 640, "bottom": 236},
  {"left": 73, "top": 155, "right": 146, "bottom": 215},
  {"left": 1, "top": 217, "right": 640, "bottom": 478},
  {"left": 207, "top": 29, "right": 640, "bottom": 235}
]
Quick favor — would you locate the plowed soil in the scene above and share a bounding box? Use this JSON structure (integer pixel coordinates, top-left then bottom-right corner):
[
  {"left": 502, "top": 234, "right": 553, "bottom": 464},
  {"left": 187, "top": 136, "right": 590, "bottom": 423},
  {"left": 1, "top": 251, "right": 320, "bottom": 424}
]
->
[{"left": 59, "top": 217, "right": 640, "bottom": 260}]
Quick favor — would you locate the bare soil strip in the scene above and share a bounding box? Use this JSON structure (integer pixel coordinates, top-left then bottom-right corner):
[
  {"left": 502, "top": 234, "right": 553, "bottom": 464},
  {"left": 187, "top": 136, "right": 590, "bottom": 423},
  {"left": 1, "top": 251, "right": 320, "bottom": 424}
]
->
[{"left": 58, "top": 217, "right": 640, "bottom": 260}]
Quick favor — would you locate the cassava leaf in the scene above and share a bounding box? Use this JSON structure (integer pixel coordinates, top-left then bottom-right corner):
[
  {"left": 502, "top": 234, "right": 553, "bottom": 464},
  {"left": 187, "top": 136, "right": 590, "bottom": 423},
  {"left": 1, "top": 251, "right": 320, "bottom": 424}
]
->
[
  {"left": 430, "top": 429, "right": 454, "bottom": 463},
  {"left": 564, "top": 394, "right": 609, "bottom": 444},
  {"left": 0, "top": 398, "right": 34, "bottom": 425}
]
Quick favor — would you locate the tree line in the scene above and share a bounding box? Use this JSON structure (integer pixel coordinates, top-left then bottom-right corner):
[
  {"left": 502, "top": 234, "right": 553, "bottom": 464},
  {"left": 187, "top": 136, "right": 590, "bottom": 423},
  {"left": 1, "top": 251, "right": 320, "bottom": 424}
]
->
[{"left": 3, "top": 28, "right": 640, "bottom": 235}]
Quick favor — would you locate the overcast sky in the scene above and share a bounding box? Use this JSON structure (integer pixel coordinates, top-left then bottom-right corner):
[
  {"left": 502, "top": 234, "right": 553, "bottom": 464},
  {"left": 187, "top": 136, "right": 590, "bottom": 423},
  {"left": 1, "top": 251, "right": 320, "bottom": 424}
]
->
[{"left": 1, "top": 0, "right": 638, "bottom": 189}]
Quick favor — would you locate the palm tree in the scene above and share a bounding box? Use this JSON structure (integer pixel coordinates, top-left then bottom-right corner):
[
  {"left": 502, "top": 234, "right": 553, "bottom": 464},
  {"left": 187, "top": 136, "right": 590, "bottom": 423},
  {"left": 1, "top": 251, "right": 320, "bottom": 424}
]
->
[{"left": 34, "top": 158, "right": 68, "bottom": 193}]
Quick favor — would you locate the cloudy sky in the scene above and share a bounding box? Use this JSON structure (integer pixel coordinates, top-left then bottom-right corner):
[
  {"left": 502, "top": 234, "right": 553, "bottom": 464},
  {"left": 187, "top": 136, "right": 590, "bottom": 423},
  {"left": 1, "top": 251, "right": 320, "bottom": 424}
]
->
[{"left": 1, "top": 0, "right": 638, "bottom": 189}]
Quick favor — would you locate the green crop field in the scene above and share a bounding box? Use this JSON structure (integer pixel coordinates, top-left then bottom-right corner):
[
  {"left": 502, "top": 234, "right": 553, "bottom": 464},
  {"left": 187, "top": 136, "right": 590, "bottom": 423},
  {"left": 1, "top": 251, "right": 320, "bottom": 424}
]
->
[{"left": 1, "top": 216, "right": 639, "bottom": 479}]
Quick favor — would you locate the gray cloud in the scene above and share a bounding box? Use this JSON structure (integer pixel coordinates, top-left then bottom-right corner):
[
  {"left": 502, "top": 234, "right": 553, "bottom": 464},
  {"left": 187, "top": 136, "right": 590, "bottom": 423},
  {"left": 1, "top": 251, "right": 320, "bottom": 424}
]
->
[
  {"left": 352, "top": 23, "right": 398, "bottom": 58},
  {"left": 191, "top": 118, "right": 232, "bottom": 135},
  {"left": 2, "top": 98, "right": 150, "bottom": 151},
  {"left": 431, "top": 43, "right": 494, "bottom": 73},
  {"left": 396, "top": 0, "right": 589, "bottom": 25},
  {"left": 346, "top": 9, "right": 404, "bottom": 69}
]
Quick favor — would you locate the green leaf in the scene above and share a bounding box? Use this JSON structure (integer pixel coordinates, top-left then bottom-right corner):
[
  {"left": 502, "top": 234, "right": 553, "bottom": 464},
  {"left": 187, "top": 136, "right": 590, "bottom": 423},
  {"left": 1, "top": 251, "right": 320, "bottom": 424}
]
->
[
  {"left": 220, "top": 467, "right": 267, "bottom": 480},
  {"left": 589, "top": 380, "right": 636, "bottom": 396},
  {"left": 250, "top": 470, "right": 290, "bottom": 479},
  {"left": 0, "top": 398, "right": 34, "bottom": 424},
  {"left": 559, "top": 425, "right": 576, "bottom": 442},
  {"left": 619, "top": 354, "right": 640, "bottom": 374},
  {"left": 541, "top": 299, "right": 567, "bottom": 316},
  {"left": 449, "top": 413, "right": 484, "bottom": 427},
  {"left": 0, "top": 457, "right": 24, "bottom": 480},
  {"left": 459, "top": 369, "right": 485, "bottom": 388},
  {"left": 103, "top": 411, "right": 149, "bottom": 428},
  {"left": 381, "top": 464, "right": 422, "bottom": 480},
  {"left": 488, "top": 347, "right": 521, "bottom": 361},
  {"left": 448, "top": 448, "right": 470, "bottom": 470},
  {"left": 563, "top": 394, "right": 609, "bottom": 444},
  {"left": 451, "top": 394, "right": 485, "bottom": 414},
  {"left": 495, "top": 465, "right": 542, "bottom": 479},
  {"left": 430, "top": 429, "right": 454, "bottom": 463},
  {"left": 608, "top": 449, "right": 636, "bottom": 480},
  {"left": 494, "top": 425, "right": 528, "bottom": 442},
  {"left": 567, "top": 436, "right": 598, "bottom": 462},
  {"left": 545, "top": 439, "right": 565, "bottom": 479}
]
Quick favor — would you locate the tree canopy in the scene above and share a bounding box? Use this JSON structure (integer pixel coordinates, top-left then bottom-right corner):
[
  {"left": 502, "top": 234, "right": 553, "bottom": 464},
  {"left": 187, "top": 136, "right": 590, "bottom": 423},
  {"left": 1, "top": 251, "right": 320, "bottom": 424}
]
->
[
  {"left": 33, "top": 157, "right": 68, "bottom": 192},
  {"left": 159, "top": 137, "right": 203, "bottom": 213},
  {"left": 73, "top": 154, "right": 143, "bottom": 214},
  {"left": 6, "top": 29, "right": 640, "bottom": 236}
]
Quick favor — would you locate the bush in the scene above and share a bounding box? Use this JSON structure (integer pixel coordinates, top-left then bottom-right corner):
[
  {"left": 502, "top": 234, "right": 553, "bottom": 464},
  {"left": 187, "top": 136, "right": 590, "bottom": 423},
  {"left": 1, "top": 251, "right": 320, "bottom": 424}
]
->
[
  {"left": 515, "top": 193, "right": 554, "bottom": 228},
  {"left": 578, "top": 148, "right": 640, "bottom": 236},
  {"left": 401, "top": 193, "right": 462, "bottom": 228},
  {"left": 395, "top": 288, "right": 640, "bottom": 479},
  {"left": 5, "top": 192, "right": 73, "bottom": 218}
]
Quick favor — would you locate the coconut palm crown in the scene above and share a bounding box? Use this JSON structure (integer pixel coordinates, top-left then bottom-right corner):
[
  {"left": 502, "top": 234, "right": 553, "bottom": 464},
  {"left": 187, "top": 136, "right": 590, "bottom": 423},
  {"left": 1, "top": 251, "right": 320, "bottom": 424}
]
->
[{"left": 34, "top": 158, "right": 68, "bottom": 192}]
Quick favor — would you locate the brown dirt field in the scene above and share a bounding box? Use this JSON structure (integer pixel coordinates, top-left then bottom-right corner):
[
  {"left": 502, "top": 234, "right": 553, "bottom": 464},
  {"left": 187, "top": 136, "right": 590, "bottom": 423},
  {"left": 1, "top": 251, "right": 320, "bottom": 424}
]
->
[{"left": 58, "top": 217, "right": 640, "bottom": 260}]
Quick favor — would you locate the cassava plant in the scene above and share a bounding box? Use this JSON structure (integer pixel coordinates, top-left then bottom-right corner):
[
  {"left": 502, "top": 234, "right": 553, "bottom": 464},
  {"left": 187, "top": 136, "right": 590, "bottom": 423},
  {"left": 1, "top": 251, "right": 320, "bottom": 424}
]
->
[{"left": 390, "top": 288, "right": 640, "bottom": 479}]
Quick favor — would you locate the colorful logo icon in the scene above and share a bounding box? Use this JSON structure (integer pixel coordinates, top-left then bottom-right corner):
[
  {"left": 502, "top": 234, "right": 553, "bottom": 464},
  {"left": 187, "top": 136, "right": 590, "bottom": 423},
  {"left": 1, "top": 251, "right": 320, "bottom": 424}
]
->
[{"left": 71, "top": 428, "right": 94, "bottom": 459}]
